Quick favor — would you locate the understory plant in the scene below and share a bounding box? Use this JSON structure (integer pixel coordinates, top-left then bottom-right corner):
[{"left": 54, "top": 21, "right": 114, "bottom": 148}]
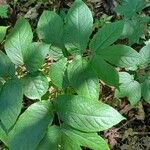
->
[
  {"left": 115, "top": 0, "right": 150, "bottom": 45},
  {"left": 0, "top": 4, "right": 8, "bottom": 19},
  {"left": 0, "top": 0, "right": 149, "bottom": 149},
  {"left": 115, "top": 40, "right": 150, "bottom": 105}
]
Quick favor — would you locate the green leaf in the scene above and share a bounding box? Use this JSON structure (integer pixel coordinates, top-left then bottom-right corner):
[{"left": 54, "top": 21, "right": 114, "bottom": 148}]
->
[
  {"left": 49, "top": 58, "right": 68, "bottom": 89},
  {"left": 140, "top": 16, "right": 150, "bottom": 23},
  {"left": 139, "top": 43, "right": 150, "bottom": 68},
  {"left": 5, "top": 17, "right": 33, "bottom": 65},
  {"left": 90, "top": 21, "right": 123, "bottom": 53},
  {"left": 115, "top": 72, "right": 141, "bottom": 105},
  {"left": 0, "top": 4, "right": 8, "bottom": 18},
  {"left": 9, "top": 101, "right": 53, "bottom": 150},
  {"left": 0, "top": 81, "right": 3, "bottom": 92},
  {"left": 49, "top": 45, "right": 64, "bottom": 61},
  {"left": 0, "top": 79, "right": 23, "bottom": 130},
  {"left": 115, "top": 0, "right": 147, "bottom": 19},
  {"left": 13, "top": 0, "right": 18, "bottom": 7},
  {"left": 38, "top": 125, "right": 81, "bottom": 150},
  {"left": 23, "top": 72, "right": 49, "bottom": 100},
  {"left": 55, "top": 95, "right": 125, "bottom": 132},
  {"left": 64, "top": 0, "right": 93, "bottom": 54},
  {"left": 0, "top": 123, "right": 8, "bottom": 146},
  {"left": 141, "top": 71, "right": 150, "bottom": 103},
  {"left": 91, "top": 55, "right": 119, "bottom": 87},
  {"left": 38, "top": 126, "right": 61, "bottom": 150},
  {"left": 122, "top": 17, "right": 149, "bottom": 45},
  {"left": 67, "top": 56, "right": 99, "bottom": 99},
  {"left": 0, "top": 51, "right": 15, "bottom": 77},
  {"left": 62, "top": 125, "right": 110, "bottom": 150},
  {"left": 99, "top": 45, "right": 140, "bottom": 69},
  {"left": 38, "top": 125, "right": 110, "bottom": 150},
  {"left": 142, "top": 79, "right": 150, "bottom": 103},
  {"left": 37, "top": 11, "right": 64, "bottom": 48},
  {"left": 24, "top": 42, "right": 49, "bottom": 72},
  {"left": 0, "top": 26, "right": 8, "bottom": 43}
]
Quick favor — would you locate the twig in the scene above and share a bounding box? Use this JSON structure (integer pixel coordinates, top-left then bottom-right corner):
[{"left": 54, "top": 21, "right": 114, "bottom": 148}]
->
[{"left": 115, "top": 117, "right": 136, "bottom": 132}]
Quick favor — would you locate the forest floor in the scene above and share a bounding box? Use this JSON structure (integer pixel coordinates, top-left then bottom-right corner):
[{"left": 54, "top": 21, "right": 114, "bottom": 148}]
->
[{"left": 0, "top": 0, "right": 150, "bottom": 150}]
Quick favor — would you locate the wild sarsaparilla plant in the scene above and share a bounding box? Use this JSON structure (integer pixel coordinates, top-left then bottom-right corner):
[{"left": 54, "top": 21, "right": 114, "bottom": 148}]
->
[
  {"left": 115, "top": 40, "right": 150, "bottom": 106},
  {"left": 0, "top": 0, "right": 147, "bottom": 149},
  {"left": 115, "top": 0, "right": 150, "bottom": 45}
]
